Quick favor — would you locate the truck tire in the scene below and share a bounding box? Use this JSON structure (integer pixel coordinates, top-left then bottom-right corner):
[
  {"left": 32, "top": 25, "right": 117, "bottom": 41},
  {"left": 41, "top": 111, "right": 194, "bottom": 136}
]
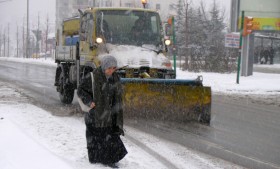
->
[{"left": 58, "top": 71, "right": 74, "bottom": 104}]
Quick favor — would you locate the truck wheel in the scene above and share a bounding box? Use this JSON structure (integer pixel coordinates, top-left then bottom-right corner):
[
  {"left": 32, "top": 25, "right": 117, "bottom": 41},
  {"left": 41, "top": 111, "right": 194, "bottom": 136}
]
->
[{"left": 58, "top": 72, "right": 74, "bottom": 104}]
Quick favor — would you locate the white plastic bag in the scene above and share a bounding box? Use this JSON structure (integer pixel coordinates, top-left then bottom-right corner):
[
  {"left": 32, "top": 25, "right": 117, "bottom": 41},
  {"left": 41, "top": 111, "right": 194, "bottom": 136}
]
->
[
  {"left": 77, "top": 97, "right": 91, "bottom": 112},
  {"left": 78, "top": 72, "right": 94, "bottom": 112}
]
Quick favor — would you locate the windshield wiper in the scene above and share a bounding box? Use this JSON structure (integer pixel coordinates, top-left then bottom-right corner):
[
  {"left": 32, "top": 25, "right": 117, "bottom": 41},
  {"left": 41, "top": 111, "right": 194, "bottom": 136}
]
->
[{"left": 141, "top": 46, "right": 163, "bottom": 54}]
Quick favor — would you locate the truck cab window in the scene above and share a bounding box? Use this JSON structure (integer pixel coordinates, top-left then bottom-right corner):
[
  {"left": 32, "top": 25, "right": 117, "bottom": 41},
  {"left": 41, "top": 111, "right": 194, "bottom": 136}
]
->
[
  {"left": 96, "top": 10, "right": 162, "bottom": 46},
  {"left": 80, "top": 16, "right": 87, "bottom": 41},
  {"left": 80, "top": 13, "right": 94, "bottom": 42}
]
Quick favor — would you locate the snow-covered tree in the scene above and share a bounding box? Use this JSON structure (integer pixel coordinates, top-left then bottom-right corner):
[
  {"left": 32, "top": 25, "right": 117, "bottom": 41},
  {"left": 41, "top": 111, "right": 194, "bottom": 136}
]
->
[
  {"left": 175, "top": 0, "right": 187, "bottom": 57},
  {"left": 187, "top": 5, "right": 208, "bottom": 72},
  {"left": 175, "top": 0, "right": 231, "bottom": 72},
  {"left": 202, "top": 0, "right": 227, "bottom": 72}
]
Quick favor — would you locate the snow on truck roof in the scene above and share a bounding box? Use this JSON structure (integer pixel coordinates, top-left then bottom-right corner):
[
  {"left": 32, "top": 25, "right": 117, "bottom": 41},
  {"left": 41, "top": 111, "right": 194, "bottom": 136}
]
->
[{"left": 80, "top": 7, "right": 159, "bottom": 14}]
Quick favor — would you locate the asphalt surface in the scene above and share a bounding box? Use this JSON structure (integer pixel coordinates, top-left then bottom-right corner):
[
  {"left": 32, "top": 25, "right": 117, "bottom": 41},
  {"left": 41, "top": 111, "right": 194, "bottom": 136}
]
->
[
  {"left": 0, "top": 60, "right": 279, "bottom": 169},
  {"left": 127, "top": 92, "right": 280, "bottom": 169},
  {"left": 0, "top": 61, "right": 79, "bottom": 116}
]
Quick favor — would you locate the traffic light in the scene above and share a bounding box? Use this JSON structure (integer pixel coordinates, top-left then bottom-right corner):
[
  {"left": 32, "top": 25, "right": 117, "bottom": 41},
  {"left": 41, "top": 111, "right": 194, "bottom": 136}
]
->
[
  {"left": 243, "top": 16, "right": 254, "bottom": 36},
  {"left": 167, "top": 17, "right": 172, "bottom": 25},
  {"left": 165, "top": 17, "right": 173, "bottom": 39}
]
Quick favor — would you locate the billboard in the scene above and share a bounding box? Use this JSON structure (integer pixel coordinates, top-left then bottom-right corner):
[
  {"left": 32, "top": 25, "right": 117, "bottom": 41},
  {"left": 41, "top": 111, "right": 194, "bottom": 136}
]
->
[
  {"left": 251, "top": 18, "right": 280, "bottom": 31},
  {"left": 240, "top": 0, "right": 280, "bottom": 18},
  {"left": 230, "top": 0, "right": 280, "bottom": 32},
  {"left": 238, "top": 17, "right": 280, "bottom": 31}
]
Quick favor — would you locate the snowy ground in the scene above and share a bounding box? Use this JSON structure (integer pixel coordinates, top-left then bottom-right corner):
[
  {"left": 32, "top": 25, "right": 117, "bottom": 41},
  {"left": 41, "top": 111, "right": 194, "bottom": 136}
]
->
[
  {"left": 0, "top": 57, "right": 279, "bottom": 169},
  {"left": 0, "top": 82, "right": 244, "bottom": 169}
]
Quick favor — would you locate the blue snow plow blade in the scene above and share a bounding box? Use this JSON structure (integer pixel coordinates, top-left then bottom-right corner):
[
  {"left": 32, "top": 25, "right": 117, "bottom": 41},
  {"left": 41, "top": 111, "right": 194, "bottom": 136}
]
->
[{"left": 120, "top": 78, "right": 203, "bottom": 86}]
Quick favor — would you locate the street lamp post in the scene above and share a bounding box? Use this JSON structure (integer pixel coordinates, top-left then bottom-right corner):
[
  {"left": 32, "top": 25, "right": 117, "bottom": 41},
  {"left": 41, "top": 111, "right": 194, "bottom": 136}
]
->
[
  {"left": 141, "top": 0, "right": 147, "bottom": 8},
  {"left": 26, "top": 0, "right": 29, "bottom": 58}
]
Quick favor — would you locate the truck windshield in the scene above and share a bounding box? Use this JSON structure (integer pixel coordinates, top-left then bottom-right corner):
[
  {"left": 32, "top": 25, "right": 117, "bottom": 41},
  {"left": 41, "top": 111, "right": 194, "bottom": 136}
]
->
[{"left": 96, "top": 10, "right": 162, "bottom": 46}]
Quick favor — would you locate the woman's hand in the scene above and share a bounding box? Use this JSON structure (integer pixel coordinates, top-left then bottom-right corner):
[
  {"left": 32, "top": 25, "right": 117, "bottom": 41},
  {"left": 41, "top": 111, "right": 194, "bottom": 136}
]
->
[{"left": 90, "top": 102, "right": 96, "bottom": 108}]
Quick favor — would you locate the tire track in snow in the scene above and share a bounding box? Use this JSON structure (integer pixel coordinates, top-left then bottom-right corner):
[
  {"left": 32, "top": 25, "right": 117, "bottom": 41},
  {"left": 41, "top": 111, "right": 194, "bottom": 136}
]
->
[{"left": 125, "top": 133, "right": 179, "bottom": 169}]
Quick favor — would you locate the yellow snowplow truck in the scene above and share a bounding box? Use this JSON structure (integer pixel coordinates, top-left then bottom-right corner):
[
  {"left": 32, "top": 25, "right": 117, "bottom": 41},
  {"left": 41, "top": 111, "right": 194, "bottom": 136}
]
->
[{"left": 54, "top": 7, "right": 211, "bottom": 124}]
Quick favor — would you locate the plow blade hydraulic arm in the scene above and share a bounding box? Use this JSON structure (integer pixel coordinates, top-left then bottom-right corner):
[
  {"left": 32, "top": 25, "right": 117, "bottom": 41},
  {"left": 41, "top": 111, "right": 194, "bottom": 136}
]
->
[{"left": 121, "top": 78, "right": 211, "bottom": 124}]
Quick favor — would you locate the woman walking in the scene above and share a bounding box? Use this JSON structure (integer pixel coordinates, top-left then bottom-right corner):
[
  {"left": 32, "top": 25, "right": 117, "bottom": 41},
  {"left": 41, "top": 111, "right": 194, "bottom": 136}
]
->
[{"left": 77, "top": 55, "right": 127, "bottom": 167}]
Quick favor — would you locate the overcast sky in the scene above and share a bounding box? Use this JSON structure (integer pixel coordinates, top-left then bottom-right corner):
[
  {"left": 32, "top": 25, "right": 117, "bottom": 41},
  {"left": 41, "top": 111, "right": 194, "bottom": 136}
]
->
[
  {"left": 0, "top": 0, "right": 230, "bottom": 29},
  {"left": 0, "top": 0, "right": 56, "bottom": 24},
  {"left": 0, "top": 0, "right": 230, "bottom": 47},
  {"left": 0, "top": 0, "right": 56, "bottom": 38}
]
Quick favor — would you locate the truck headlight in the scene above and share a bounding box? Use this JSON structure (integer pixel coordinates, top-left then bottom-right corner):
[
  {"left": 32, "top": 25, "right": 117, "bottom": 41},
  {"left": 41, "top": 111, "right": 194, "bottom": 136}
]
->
[
  {"left": 165, "top": 39, "right": 171, "bottom": 46},
  {"left": 96, "top": 37, "right": 103, "bottom": 44}
]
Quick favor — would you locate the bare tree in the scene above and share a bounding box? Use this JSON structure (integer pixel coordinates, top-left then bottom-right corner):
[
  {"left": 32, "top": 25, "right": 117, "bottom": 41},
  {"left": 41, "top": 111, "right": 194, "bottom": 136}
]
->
[{"left": 176, "top": 0, "right": 229, "bottom": 72}]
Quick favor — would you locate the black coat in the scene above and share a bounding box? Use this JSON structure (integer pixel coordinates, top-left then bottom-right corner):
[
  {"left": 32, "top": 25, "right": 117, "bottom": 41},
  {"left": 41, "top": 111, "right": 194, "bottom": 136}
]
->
[
  {"left": 77, "top": 67, "right": 124, "bottom": 132},
  {"left": 78, "top": 67, "right": 127, "bottom": 164}
]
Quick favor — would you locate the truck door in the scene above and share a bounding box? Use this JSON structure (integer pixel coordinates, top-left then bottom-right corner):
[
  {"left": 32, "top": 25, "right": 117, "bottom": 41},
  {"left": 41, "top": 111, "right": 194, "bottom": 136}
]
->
[{"left": 79, "top": 13, "right": 94, "bottom": 65}]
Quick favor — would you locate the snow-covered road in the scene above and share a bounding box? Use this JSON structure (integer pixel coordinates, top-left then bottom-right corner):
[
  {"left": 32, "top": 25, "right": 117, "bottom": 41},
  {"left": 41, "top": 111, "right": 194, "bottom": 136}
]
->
[{"left": 0, "top": 82, "right": 244, "bottom": 169}]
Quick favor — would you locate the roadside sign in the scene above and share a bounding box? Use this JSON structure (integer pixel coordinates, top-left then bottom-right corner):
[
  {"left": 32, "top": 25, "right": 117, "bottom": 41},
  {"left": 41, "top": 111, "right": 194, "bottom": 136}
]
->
[{"left": 225, "top": 32, "right": 240, "bottom": 48}]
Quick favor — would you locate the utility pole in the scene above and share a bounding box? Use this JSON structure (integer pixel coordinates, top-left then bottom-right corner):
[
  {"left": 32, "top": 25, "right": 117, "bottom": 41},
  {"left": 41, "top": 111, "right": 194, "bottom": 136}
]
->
[
  {"left": 236, "top": 11, "right": 244, "bottom": 84},
  {"left": 26, "top": 0, "right": 29, "bottom": 58},
  {"left": 45, "top": 15, "right": 49, "bottom": 60},
  {"left": 36, "top": 12, "right": 40, "bottom": 59},
  {"left": 16, "top": 25, "right": 19, "bottom": 58},
  {"left": 22, "top": 17, "right": 25, "bottom": 58},
  {"left": 0, "top": 27, "right": 2, "bottom": 57},
  {"left": 7, "top": 23, "right": 9, "bottom": 57},
  {"left": 3, "top": 29, "right": 5, "bottom": 57}
]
